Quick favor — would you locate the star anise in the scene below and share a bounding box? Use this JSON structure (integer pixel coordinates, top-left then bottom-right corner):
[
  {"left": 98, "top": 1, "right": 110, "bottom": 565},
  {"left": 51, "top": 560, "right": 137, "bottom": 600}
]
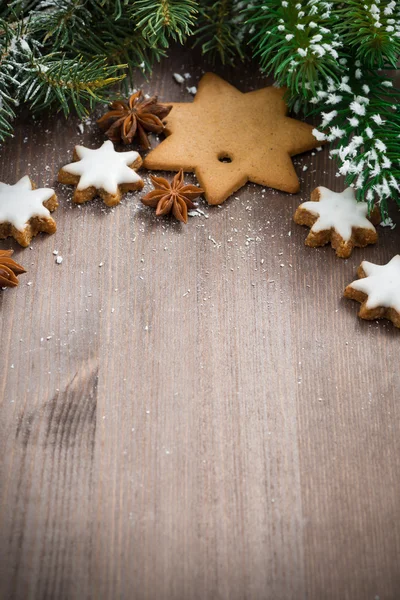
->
[
  {"left": 141, "top": 170, "right": 204, "bottom": 224},
  {"left": 97, "top": 90, "right": 172, "bottom": 149},
  {"left": 0, "top": 250, "right": 26, "bottom": 288}
]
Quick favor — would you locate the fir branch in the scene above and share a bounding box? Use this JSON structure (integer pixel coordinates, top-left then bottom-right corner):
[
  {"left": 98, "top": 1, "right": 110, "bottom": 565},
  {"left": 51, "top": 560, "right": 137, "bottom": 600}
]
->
[
  {"left": 0, "top": 87, "right": 16, "bottom": 143},
  {"left": 134, "top": 0, "right": 198, "bottom": 46},
  {"left": 2, "top": 0, "right": 400, "bottom": 217},
  {"left": 69, "top": 4, "right": 166, "bottom": 74},
  {"left": 22, "top": 54, "right": 126, "bottom": 117},
  {"left": 0, "top": 15, "right": 125, "bottom": 139},
  {"left": 194, "top": 0, "right": 246, "bottom": 65},
  {"left": 0, "top": 16, "right": 23, "bottom": 141},
  {"left": 311, "top": 67, "right": 400, "bottom": 217},
  {"left": 245, "top": 1, "right": 343, "bottom": 105},
  {"left": 29, "top": 1, "right": 90, "bottom": 47},
  {"left": 245, "top": 1, "right": 400, "bottom": 216},
  {"left": 335, "top": 0, "right": 400, "bottom": 69}
]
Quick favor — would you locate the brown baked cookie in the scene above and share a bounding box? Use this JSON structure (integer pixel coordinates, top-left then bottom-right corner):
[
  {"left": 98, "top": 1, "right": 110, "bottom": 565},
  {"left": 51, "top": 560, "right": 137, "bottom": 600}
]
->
[
  {"left": 0, "top": 175, "right": 58, "bottom": 247},
  {"left": 344, "top": 256, "right": 400, "bottom": 328},
  {"left": 294, "top": 186, "right": 379, "bottom": 258},
  {"left": 144, "top": 73, "right": 321, "bottom": 205},
  {"left": 58, "top": 141, "right": 143, "bottom": 207}
]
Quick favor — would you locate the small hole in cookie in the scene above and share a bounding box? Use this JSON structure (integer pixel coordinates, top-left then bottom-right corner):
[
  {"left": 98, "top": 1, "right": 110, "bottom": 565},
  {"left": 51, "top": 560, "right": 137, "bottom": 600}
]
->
[{"left": 218, "top": 153, "right": 233, "bottom": 163}]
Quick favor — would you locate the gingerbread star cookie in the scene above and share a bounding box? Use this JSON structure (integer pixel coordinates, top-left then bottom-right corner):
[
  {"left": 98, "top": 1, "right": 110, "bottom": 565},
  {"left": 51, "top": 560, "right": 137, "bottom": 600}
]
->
[
  {"left": 0, "top": 176, "right": 58, "bottom": 247},
  {"left": 58, "top": 140, "right": 144, "bottom": 206},
  {"left": 344, "top": 255, "right": 400, "bottom": 328},
  {"left": 294, "top": 186, "right": 379, "bottom": 258},
  {"left": 144, "top": 73, "right": 321, "bottom": 205}
]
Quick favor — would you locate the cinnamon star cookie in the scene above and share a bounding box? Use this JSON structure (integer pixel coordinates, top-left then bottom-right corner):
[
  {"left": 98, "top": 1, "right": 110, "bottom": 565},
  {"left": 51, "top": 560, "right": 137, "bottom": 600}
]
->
[
  {"left": 294, "top": 186, "right": 379, "bottom": 258},
  {"left": 58, "top": 141, "right": 143, "bottom": 206},
  {"left": 0, "top": 176, "right": 58, "bottom": 247},
  {"left": 344, "top": 255, "right": 400, "bottom": 328},
  {"left": 144, "top": 73, "right": 321, "bottom": 205}
]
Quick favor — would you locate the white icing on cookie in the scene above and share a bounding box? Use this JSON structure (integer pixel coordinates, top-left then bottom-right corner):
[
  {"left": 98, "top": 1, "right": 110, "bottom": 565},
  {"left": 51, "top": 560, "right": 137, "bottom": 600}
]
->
[
  {"left": 0, "top": 176, "right": 55, "bottom": 232},
  {"left": 299, "top": 186, "right": 376, "bottom": 241},
  {"left": 62, "top": 140, "right": 142, "bottom": 194},
  {"left": 350, "top": 255, "right": 400, "bottom": 312}
]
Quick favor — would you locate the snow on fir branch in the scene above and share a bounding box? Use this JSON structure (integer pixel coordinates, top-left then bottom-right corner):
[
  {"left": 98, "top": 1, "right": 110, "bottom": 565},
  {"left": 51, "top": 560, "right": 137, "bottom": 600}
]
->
[
  {"left": 244, "top": 0, "right": 400, "bottom": 215},
  {"left": 1, "top": 0, "right": 400, "bottom": 216},
  {"left": 0, "top": 0, "right": 199, "bottom": 143},
  {"left": 194, "top": 1, "right": 248, "bottom": 65},
  {"left": 311, "top": 69, "right": 400, "bottom": 218}
]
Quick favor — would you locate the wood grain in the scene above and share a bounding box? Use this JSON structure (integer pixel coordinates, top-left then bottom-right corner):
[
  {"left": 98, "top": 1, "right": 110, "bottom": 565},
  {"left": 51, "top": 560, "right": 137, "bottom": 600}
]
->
[{"left": 1, "top": 48, "right": 399, "bottom": 600}]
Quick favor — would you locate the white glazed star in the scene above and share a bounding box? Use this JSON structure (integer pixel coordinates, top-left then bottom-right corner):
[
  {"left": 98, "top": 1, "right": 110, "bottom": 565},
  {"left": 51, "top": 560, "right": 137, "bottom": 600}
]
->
[
  {"left": 61, "top": 141, "right": 142, "bottom": 194},
  {"left": 299, "top": 186, "right": 375, "bottom": 241},
  {"left": 349, "top": 255, "right": 400, "bottom": 312},
  {"left": 0, "top": 176, "right": 55, "bottom": 231}
]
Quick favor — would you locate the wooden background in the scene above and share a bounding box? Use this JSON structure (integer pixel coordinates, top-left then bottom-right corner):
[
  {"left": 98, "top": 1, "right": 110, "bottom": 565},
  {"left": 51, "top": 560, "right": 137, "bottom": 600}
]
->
[{"left": 1, "top": 48, "right": 399, "bottom": 600}]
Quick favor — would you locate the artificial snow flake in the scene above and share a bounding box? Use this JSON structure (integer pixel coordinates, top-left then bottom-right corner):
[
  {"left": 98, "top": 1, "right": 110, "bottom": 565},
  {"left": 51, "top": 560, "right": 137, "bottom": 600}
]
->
[
  {"left": 367, "top": 148, "right": 378, "bottom": 162},
  {"left": 381, "top": 156, "right": 392, "bottom": 169},
  {"left": 371, "top": 114, "right": 384, "bottom": 125},
  {"left": 384, "top": 1, "right": 396, "bottom": 15},
  {"left": 339, "top": 80, "right": 352, "bottom": 93},
  {"left": 378, "top": 178, "right": 391, "bottom": 197},
  {"left": 355, "top": 173, "right": 364, "bottom": 189},
  {"left": 352, "top": 136, "right": 364, "bottom": 147},
  {"left": 370, "top": 162, "right": 381, "bottom": 176},
  {"left": 338, "top": 160, "right": 351, "bottom": 175},
  {"left": 321, "top": 110, "right": 337, "bottom": 127},
  {"left": 312, "top": 129, "right": 326, "bottom": 142},
  {"left": 389, "top": 175, "right": 400, "bottom": 191},
  {"left": 173, "top": 73, "right": 185, "bottom": 84},
  {"left": 350, "top": 101, "right": 366, "bottom": 116},
  {"left": 375, "top": 139, "right": 387, "bottom": 153},
  {"left": 327, "top": 93, "right": 342, "bottom": 105},
  {"left": 311, "top": 45, "right": 326, "bottom": 57},
  {"left": 330, "top": 126, "right": 346, "bottom": 139},
  {"left": 365, "top": 127, "right": 374, "bottom": 138},
  {"left": 348, "top": 117, "right": 359, "bottom": 127}
]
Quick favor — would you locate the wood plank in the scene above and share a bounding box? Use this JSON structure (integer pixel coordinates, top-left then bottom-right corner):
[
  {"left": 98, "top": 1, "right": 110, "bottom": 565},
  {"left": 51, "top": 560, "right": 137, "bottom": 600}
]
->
[{"left": 0, "top": 47, "right": 399, "bottom": 600}]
